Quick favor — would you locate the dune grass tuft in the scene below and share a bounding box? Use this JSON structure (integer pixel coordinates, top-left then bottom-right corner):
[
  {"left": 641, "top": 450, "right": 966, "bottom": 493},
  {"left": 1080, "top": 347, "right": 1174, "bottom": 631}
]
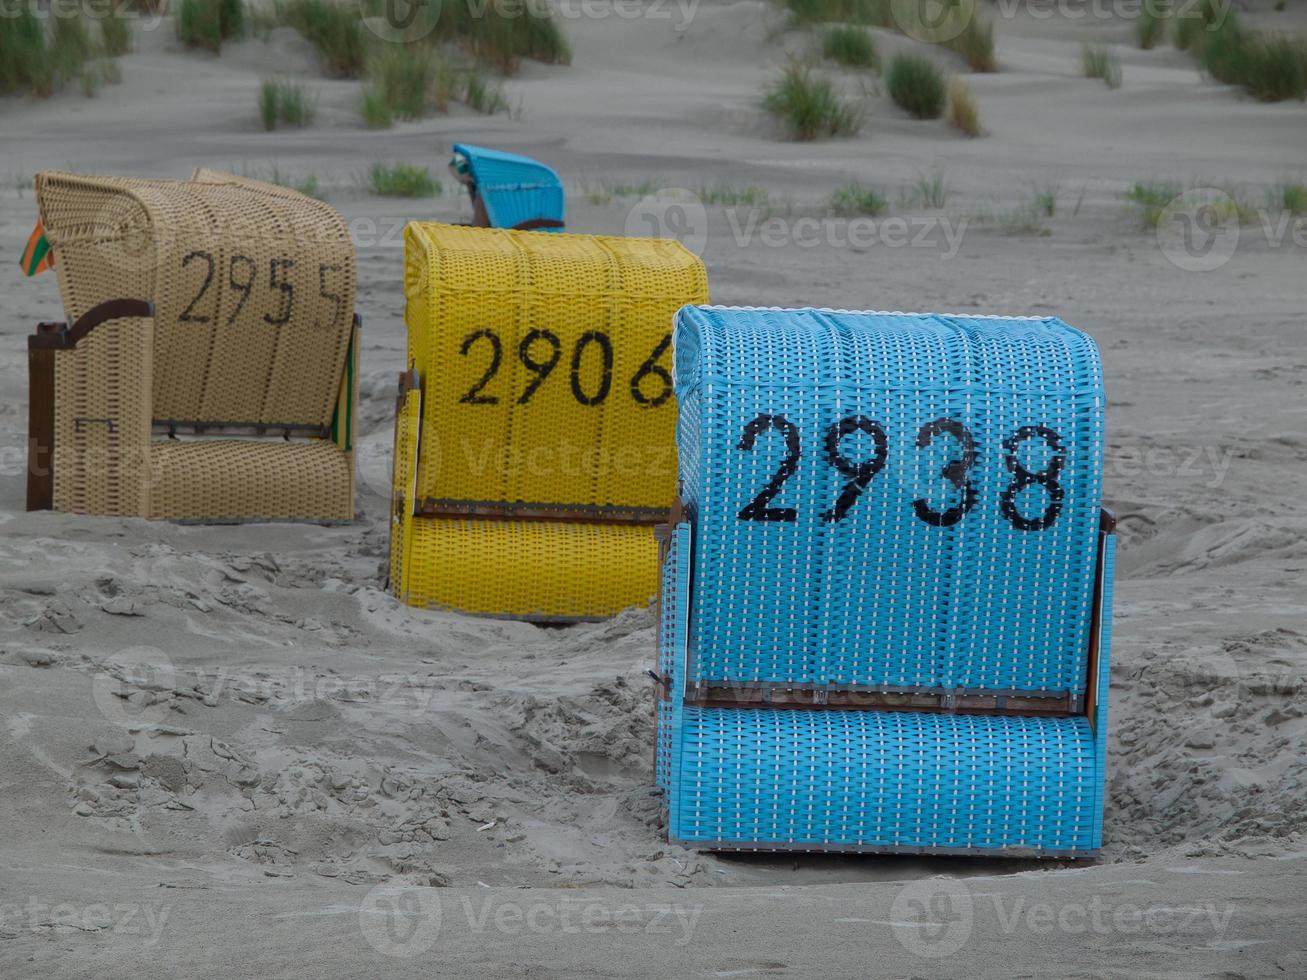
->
[
  {"left": 887, "top": 51, "right": 946, "bottom": 119},
  {"left": 463, "top": 66, "right": 508, "bottom": 114},
  {"left": 782, "top": 0, "right": 992, "bottom": 70},
  {"left": 1026, "top": 178, "right": 1060, "bottom": 217},
  {"left": 1137, "top": 1, "right": 1169, "bottom": 50},
  {"left": 699, "top": 183, "right": 770, "bottom": 207},
  {"left": 829, "top": 181, "right": 887, "bottom": 216},
  {"left": 0, "top": 8, "right": 47, "bottom": 95},
  {"left": 276, "top": 0, "right": 365, "bottom": 77},
  {"left": 1269, "top": 181, "right": 1307, "bottom": 215},
  {"left": 945, "top": 75, "right": 981, "bottom": 136},
  {"left": 101, "top": 13, "right": 132, "bottom": 56},
  {"left": 763, "top": 59, "right": 863, "bottom": 140},
  {"left": 359, "top": 86, "right": 392, "bottom": 128},
  {"left": 178, "top": 0, "right": 245, "bottom": 53},
  {"left": 361, "top": 44, "right": 436, "bottom": 123},
  {"left": 1082, "top": 44, "right": 1122, "bottom": 89},
  {"left": 259, "top": 76, "right": 316, "bottom": 130},
  {"left": 463, "top": 6, "right": 572, "bottom": 74},
  {"left": 1201, "top": 23, "right": 1307, "bottom": 102},
  {"left": 1173, "top": 0, "right": 1224, "bottom": 51},
  {"left": 368, "top": 162, "right": 439, "bottom": 198},
  {"left": 1126, "top": 180, "right": 1183, "bottom": 228},
  {"left": 942, "top": 11, "right": 996, "bottom": 72},
  {"left": 822, "top": 26, "right": 879, "bottom": 71},
  {"left": 1, "top": 8, "right": 128, "bottom": 98},
  {"left": 904, "top": 168, "right": 949, "bottom": 208}
]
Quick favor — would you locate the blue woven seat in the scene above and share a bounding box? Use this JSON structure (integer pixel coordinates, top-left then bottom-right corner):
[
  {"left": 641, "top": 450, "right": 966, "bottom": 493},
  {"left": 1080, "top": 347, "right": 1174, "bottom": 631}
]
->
[
  {"left": 450, "top": 143, "right": 565, "bottom": 232},
  {"left": 657, "top": 307, "right": 1116, "bottom": 855}
]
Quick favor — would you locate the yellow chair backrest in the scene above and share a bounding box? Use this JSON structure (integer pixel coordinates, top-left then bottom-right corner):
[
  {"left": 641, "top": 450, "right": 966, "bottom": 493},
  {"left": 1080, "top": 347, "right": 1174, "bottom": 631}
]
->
[{"left": 403, "top": 223, "right": 708, "bottom": 516}]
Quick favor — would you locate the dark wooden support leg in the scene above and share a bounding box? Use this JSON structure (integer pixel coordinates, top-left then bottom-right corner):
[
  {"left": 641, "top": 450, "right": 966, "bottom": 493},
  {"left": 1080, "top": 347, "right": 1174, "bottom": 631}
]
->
[{"left": 27, "top": 336, "right": 56, "bottom": 511}]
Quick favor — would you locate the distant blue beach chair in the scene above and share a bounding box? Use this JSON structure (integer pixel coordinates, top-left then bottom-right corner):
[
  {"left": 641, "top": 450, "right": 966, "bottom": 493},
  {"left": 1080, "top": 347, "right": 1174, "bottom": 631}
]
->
[{"left": 449, "top": 143, "right": 565, "bottom": 232}]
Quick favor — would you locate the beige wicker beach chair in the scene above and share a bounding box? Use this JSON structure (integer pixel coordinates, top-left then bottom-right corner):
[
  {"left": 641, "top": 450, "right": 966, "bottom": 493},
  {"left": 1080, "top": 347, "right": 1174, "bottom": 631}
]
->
[{"left": 26, "top": 170, "right": 358, "bottom": 523}]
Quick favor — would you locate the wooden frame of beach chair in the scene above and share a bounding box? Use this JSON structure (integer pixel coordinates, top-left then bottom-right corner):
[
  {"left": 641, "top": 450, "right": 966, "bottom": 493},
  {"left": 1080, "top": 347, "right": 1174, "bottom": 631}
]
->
[{"left": 26, "top": 170, "right": 358, "bottom": 523}]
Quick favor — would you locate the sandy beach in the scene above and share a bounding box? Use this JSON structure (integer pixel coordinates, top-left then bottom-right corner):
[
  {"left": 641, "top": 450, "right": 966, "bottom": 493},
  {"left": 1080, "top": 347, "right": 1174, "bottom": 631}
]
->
[{"left": 1, "top": 1, "right": 1306, "bottom": 975}]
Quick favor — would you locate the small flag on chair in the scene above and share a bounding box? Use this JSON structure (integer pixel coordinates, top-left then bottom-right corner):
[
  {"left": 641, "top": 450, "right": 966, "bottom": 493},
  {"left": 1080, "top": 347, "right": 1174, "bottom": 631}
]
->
[{"left": 21, "top": 222, "right": 53, "bottom": 276}]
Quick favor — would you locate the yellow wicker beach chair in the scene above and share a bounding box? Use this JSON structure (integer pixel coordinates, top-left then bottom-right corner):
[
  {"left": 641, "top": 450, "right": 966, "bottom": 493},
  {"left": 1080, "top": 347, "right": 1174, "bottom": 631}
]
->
[
  {"left": 26, "top": 169, "right": 358, "bottom": 523},
  {"left": 392, "top": 223, "right": 709, "bottom": 621}
]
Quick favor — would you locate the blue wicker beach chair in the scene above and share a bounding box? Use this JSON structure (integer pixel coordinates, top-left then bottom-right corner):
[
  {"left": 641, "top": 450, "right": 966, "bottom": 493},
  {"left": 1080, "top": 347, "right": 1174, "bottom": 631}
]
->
[
  {"left": 656, "top": 306, "right": 1116, "bottom": 857},
  {"left": 449, "top": 144, "right": 565, "bottom": 232}
]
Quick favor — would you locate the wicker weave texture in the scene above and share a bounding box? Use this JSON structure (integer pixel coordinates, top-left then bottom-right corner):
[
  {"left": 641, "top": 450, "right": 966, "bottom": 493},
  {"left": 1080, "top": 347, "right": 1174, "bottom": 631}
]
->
[
  {"left": 1091, "top": 536, "right": 1115, "bottom": 846},
  {"left": 402, "top": 517, "right": 659, "bottom": 621},
  {"left": 453, "top": 144, "right": 564, "bottom": 230},
  {"left": 404, "top": 223, "right": 708, "bottom": 512},
  {"left": 655, "top": 522, "right": 691, "bottom": 793},
  {"left": 668, "top": 707, "right": 1100, "bottom": 853},
  {"left": 660, "top": 514, "right": 1115, "bottom": 853},
  {"left": 35, "top": 169, "right": 356, "bottom": 429},
  {"left": 146, "top": 441, "right": 351, "bottom": 522},
  {"left": 674, "top": 306, "right": 1104, "bottom": 696},
  {"left": 52, "top": 315, "right": 153, "bottom": 516}
]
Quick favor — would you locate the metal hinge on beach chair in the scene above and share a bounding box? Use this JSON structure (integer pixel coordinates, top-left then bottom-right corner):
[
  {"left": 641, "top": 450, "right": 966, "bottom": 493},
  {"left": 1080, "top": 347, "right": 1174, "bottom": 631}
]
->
[
  {"left": 27, "top": 169, "right": 359, "bottom": 524},
  {"left": 391, "top": 222, "right": 708, "bottom": 621},
  {"left": 656, "top": 305, "right": 1116, "bottom": 857}
]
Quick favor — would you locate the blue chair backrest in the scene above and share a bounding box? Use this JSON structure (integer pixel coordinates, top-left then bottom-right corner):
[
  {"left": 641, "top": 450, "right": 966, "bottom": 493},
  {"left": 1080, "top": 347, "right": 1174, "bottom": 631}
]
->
[
  {"left": 453, "top": 143, "right": 565, "bottom": 231},
  {"left": 672, "top": 306, "right": 1105, "bottom": 697}
]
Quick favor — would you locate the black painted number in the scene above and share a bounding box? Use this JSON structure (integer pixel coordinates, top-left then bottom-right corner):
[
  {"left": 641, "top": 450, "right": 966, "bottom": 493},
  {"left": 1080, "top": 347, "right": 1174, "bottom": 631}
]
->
[
  {"left": 735, "top": 415, "right": 1068, "bottom": 531},
  {"left": 736, "top": 415, "right": 802, "bottom": 522},
  {"left": 317, "top": 262, "right": 345, "bottom": 330},
  {"left": 226, "top": 254, "right": 255, "bottom": 326},
  {"left": 454, "top": 328, "right": 680, "bottom": 409},
  {"left": 179, "top": 250, "right": 216, "bottom": 323},
  {"left": 1000, "top": 425, "right": 1065, "bottom": 531},
  {"left": 821, "top": 416, "right": 888, "bottom": 523},
  {"left": 264, "top": 258, "right": 295, "bottom": 326},
  {"left": 570, "top": 331, "right": 614, "bottom": 407},
  {"left": 630, "top": 333, "right": 673, "bottom": 408},
  {"left": 459, "top": 329, "right": 502, "bottom": 404},
  {"left": 518, "top": 329, "right": 562, "bottom": 404},
  {"left": 913, "top": 418, "right": 978, "bottom": 528}
]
